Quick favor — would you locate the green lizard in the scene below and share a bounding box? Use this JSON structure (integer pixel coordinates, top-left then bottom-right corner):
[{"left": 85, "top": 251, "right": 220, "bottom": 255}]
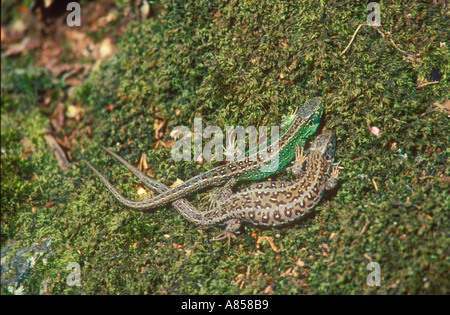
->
[{"left": 85, "top": 98, "right": 323, "bottom": 210}]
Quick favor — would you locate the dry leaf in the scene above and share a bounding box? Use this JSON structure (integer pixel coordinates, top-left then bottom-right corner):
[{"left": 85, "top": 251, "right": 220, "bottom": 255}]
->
[
  {"left": 139, "top": 152, "right": 148, "bottom": 171},
  {"left": 1, "top": 36, "right": 40, "bottom": 57},
  {"left": 66, "top": 104, "right": 83, "bottom": 119},
  {"left": 98, "top": 37, "right": 116, "bottom": 60},
  {"left": 154, "top": 119, "right": 167, "bottom": 139},
  {"left": 433, "top": 101, "right": 450, "bottom": 114},
  {"left": 172, "top": 243, "right": 183, "bottom": 250},
  {"left": 137, "top": 186, "right": 147, "bottom": 196},
  {"left": 170, "top": 178, "right": 185, "bottom": 188},
  {"left": 45, "top": 201, "right": 56, "bottom": 207},
  {"left": 163, "top": 139, "right": 176, "bottom": 149}
]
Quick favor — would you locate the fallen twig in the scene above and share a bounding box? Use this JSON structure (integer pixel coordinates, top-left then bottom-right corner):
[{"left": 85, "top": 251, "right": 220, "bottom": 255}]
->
[
  {"left": 416, "top": 81, "right": 440, "bottom": 89},
  {"left": 340, "top": 23, "right": 366, "bottom": 56}
]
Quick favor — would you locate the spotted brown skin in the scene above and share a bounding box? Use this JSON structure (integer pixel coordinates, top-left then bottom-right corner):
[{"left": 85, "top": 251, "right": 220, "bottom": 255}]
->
[
  {"left": 171, "top": 131, "right": 339, "bottom": 235},
  {"left": 85, "top": 98, "right": 323, "bottom": 211}
]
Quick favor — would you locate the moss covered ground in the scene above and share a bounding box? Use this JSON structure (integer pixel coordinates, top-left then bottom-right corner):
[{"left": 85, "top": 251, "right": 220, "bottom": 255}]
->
[{"left": 1, "top": 0, "right": 449, "bottom": 294}]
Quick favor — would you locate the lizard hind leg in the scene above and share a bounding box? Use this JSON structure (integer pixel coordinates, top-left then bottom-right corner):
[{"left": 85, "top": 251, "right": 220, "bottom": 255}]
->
[
  {"left": 211, "top": 219, "right": 241, "bottom": 248},
  {"left": 325, "top": 162, "right": 340, "bottom": 190}
]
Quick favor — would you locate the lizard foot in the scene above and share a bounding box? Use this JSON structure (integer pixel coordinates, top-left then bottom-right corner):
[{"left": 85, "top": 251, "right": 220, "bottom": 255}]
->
[
  {"left": 211, "top": 231, "right": 237, "bottom": 249},
  {"left": 295, "top": 145, "right": 307, "bottom": 164},
  {"left": 325, "top": 161, "right": 340, "bottom": 190},
  {"left": 288, "top": 145, "right": 307, "bottom": 178}
]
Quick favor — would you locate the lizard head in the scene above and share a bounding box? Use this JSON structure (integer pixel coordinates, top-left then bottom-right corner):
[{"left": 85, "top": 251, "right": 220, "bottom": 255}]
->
[{"left": 310, "top": 130, "right": 336, "bottom": 161}]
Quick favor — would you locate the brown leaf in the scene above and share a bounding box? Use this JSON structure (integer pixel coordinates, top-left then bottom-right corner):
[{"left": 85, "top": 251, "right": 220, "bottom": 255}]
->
[
  {"left": 139, "top": 152, "right": 148, "bottom": 171},
  {"left": 50, "top": 104, "right": 65, "bottom": 131},
  {"left": 154, "top": 139, "right": 167, "bottom": 149},
  {"left": 172, "top": 243, "right": 183, "bottom": 250},
  {"left": 1, "top": 36, "right": 40, "bottom": 57},
  {"left": 163, "top": 139, "right": 176, "bottom": 149},
  {"left": 45, "top": 201, "right": 56, "bottom": 207},
  {"left": 97, "top": 37, "right": 116, "bottom": 60},
  {"left": 433, "top": 100, "right": 450, "bottom": 114},
  {"left": 261, "top": 284, "right": 274, "bottom": 295},
  {"left": 154, "top": 119, "right": 167, "bottom": 139}
]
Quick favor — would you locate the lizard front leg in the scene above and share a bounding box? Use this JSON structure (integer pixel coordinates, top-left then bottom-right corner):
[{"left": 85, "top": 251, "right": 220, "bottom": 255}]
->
[
  {"left": 211, "top": 218, "right": 241, "bottom": 248},
  {"left": 289, "top": 145, "right": 308, "bottom": 178},
  {"left": 208, "top": 177, "right": 237, "bottom": 209},
  {"left": 325, "top": 163, "right": 340, "bottom": 190}
]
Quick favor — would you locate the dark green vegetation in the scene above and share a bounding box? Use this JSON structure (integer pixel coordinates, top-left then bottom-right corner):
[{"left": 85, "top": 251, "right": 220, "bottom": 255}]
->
[{"left": 1, "top": 0, "right": 448, "bottom": 294}]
